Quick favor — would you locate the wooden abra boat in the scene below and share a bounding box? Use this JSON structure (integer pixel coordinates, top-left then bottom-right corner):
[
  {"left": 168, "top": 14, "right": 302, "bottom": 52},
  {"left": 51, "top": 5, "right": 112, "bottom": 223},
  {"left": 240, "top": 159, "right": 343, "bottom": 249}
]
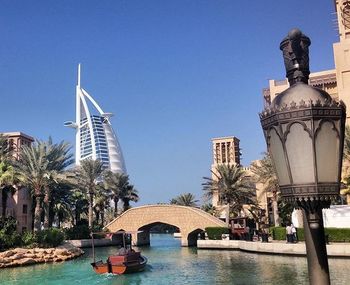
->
[{"left": 90, "top": 231, "right": 147, "bottom": 275}]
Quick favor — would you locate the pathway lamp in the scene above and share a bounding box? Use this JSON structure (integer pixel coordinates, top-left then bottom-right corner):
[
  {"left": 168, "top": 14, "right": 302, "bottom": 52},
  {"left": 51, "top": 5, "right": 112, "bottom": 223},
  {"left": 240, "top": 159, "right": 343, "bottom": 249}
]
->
[{"left": 259, "top": 29, "right": 346, "bottom": 285}]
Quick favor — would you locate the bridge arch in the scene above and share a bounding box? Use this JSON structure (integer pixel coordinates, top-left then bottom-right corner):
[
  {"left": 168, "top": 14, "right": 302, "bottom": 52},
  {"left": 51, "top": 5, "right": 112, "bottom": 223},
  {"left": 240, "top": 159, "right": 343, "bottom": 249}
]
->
[{"left": 104, "top": 204, "right": 227, "bottom": 246}]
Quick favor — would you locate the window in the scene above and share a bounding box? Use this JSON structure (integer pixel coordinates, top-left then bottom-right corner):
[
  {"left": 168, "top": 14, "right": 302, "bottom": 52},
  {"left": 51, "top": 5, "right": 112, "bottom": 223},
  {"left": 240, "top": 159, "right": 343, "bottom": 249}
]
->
[
  {"left": 221, "top": 143, "right": 226, "bottom": 163},
  {"left": 215, "top": 143, "right": 220, "bottom": 163},
  {"left": 22, "top": 204, "right": 28, "bottom": 214},
  {"left": 227, "top": 142, "right": 231, "bottom": 163}
]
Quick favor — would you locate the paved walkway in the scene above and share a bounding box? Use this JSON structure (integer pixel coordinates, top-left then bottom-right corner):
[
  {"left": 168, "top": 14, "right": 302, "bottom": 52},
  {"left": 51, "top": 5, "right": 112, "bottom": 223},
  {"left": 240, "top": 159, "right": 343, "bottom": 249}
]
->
[{"left": 197, "top": 239, "right": 350, "bottom": 257}]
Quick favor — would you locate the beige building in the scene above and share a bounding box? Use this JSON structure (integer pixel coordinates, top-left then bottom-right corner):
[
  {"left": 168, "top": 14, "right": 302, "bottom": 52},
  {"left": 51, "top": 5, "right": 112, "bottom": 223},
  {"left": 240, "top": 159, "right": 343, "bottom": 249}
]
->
[
  {"left": 263, "top": 0, "right": 350, "bottom": 126},
  {"left": 208, "top": 1, "right": 350, "bottom": 224},
  {"left": 0, "top": 132, "right": 34, "bottom": 232},
  {"left": 263, "top": 70, "right": 337, "bottom": 107},
  {"left": 209, "top": 136, "right": 275, "bottom": 224},
  {"left": 260, "top": 0, "right": 350, "bottom": 213}
]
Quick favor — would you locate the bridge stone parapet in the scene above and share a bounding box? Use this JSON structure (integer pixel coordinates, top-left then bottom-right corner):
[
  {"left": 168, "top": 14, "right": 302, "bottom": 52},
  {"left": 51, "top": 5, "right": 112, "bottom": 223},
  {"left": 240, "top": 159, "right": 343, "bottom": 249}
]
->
[{"left": 104, "top": 204, "right": 227, "bottom": 246}]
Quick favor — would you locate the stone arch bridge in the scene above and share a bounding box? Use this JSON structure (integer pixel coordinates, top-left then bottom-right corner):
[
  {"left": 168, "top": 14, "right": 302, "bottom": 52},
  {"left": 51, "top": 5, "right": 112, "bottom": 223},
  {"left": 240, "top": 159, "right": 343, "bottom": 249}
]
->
[{"left": 104, "top": 205, "right": 226, "bottom": 246}]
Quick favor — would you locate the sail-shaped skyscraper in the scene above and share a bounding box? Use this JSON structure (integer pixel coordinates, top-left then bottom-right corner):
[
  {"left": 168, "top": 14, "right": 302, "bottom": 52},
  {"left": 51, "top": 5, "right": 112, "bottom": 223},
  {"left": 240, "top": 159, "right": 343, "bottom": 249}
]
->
[{"left": 64, "top": 64, "right": 126, "bottom": 174}]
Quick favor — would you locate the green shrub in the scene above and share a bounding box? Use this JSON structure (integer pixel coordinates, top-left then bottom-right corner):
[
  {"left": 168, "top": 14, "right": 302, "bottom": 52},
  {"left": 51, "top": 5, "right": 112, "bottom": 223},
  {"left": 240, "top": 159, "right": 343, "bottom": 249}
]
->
[
  {"left": 270, "top": 226, "right": 304, "bottom": 241},
  {"left": 0, "top": 217, "right": 66, "bottom": 250},
  {"left": 36, "top": 228, "right": 65, "bottom": 248},
  {"left": 64, "top": 224, "right": 91, "bottom": 240},
  {"left": 205, "top": 227, "right": 229, "bottom": 240},
  {"left": 297, "top": 228, "right": 305, "bottom": 241},
  {"left": 325, "top": 228, "right": 350, "bottom": 242},
  {"left": 21, "top": 231, "right": 37, "bottom": 247},
  {"left": 270, "top": 227, "right": 286, "bottom": 240},
  {"left": 0, "top": 216, "right": 17, "bottom": 235},
  {"left": 64, "top": 224, "right": 108, "bottom": 240},
  {"left": 0, "top": 217, "right": 22, "bottom": 251},
  {"left": 0, "top": 231, "right": 22, "bottom": 250},
  {"left": 270, "top": 227, "right": 350, "bottom": 242}
]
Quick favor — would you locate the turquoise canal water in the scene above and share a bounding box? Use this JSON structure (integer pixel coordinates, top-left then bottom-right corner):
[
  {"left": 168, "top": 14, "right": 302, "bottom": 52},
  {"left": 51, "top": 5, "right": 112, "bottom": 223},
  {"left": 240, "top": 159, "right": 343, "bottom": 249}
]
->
[{"left": 1, "top": 234, "right": 350, "bottom": 285}]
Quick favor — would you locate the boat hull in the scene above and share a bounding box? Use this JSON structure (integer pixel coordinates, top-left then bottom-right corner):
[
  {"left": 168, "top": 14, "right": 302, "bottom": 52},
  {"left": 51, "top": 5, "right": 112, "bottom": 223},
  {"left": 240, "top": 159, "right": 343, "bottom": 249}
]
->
[
  {"left": 91, "top": 261, "right": 109, "bottom": 274},
  {"left": 91, "top": 256, "right": 147, "bottom": 275}
]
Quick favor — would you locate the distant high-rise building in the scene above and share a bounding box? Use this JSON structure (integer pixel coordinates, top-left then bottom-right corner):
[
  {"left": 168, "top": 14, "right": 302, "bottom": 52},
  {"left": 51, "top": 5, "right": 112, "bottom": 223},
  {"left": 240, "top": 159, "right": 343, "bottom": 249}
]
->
[{"left": 65, "top": 65, "right": 126, "bottom": 173}]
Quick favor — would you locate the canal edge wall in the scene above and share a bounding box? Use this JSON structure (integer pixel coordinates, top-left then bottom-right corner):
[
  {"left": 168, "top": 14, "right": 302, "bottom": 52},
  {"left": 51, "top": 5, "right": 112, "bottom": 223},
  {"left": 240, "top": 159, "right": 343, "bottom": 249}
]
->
[{"left": 197, "top": 240, "right": 350, "bottom": 258}]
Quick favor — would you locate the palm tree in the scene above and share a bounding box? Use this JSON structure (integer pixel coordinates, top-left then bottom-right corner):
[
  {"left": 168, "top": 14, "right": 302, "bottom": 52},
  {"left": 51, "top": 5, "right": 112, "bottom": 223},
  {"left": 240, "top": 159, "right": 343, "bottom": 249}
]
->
[
  {"left": 169, "top": 198, "right": 178, "bottom": 205},
  {"left": 42, "top": 138, "right": 73, "bottom": 228},
  {"left": 50, "top": 182, "right": 74, "bottom": 228},
  {"left": 121, "top": 184, "right": 139, "bottom": 212},
  {"left": 93, "top": 190, "right": 110, "bottom": 227},
  {"left": 0, "top": 135, "right": 18, "bottom": 218},
  {"left": 0, "top": 134, "right": 12, "bottom": 162},
  {"left": 0, "top": 162, "right": 17, "bottom": 217},
  {"left": 53, "top": 200, "right": 71, "bottom": 228},
  {"left": 103, "top": 171, "right": 130, "bottom": 217},
  {"left": 72, "top": 159, "right": 104, "bottom": 228},
  {"left": 250, "top": 153, "right": 280, "bottom": 226},
  {"left": 201, "top": 203, "right": 217, "bottom": 216},
  {"left": 170, "top": 193, "right": 198, "bottom": 207},
  {"left": 202, "top": 164, "right": 255, "bottom": 221},
  {"left": 70, "top": 189, "right": 88, "bottom": 226},
  {"left": 16, "top": 143, "right": 50, "bottom": 231},
  {"left": 16, "top": 138, "right": 73, "bottom": 230}
]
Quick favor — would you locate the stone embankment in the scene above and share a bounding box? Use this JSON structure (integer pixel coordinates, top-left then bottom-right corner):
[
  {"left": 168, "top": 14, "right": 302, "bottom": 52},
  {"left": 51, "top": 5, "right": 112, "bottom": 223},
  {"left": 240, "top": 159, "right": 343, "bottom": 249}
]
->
[
  {"left": 0, "top": 243, "right": 84, "bottom": 268},
  {"left": 197, "top": 240, "right": 350, "bottom": 257}
]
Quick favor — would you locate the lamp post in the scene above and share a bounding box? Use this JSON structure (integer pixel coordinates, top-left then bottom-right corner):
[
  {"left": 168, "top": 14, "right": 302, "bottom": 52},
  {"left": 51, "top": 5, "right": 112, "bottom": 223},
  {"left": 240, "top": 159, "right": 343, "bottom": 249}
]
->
[{"left": 259, "top": 29, "right": 346, "bottom": 285}]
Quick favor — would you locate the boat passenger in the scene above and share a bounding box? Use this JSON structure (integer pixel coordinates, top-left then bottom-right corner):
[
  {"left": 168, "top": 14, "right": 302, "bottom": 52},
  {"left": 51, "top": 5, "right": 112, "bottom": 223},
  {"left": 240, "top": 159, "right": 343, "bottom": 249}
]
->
[{"left": 118, "top": 247, "right": 127, "bottom": 255}]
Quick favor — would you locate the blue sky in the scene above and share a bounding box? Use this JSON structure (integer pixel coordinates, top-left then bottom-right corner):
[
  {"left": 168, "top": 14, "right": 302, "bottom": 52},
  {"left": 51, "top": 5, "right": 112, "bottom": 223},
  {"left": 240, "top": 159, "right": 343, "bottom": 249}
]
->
[{"left": 0, "top": 1, "right": 339, "bottom": 205}]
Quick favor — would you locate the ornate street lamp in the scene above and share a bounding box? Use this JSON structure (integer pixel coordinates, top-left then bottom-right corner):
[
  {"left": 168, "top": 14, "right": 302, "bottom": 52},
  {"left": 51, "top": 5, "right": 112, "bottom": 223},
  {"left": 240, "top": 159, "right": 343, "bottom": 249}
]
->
[{"left": 259, "top": 29, "right": 346, "bottom": 285}]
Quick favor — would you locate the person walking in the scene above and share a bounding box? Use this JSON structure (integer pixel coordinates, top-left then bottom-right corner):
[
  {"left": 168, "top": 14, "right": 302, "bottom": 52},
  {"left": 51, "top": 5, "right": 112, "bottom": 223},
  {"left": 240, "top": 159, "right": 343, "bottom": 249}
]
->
[
  {"left": 286, "top": 223, "right": 292, "bottom": 243},
  {"left": 291, "top": 224, "right": 297, "bottom": 243}
]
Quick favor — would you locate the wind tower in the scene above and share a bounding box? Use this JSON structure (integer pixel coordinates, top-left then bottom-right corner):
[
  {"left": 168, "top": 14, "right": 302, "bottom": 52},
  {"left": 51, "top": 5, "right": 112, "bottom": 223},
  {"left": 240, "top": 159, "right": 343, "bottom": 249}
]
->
[
  {"left": 64, "top": 64, "right": 127, "bottom": 174},
  {"left": 210, "top": 136, "right": 241, "bottom": 221}
]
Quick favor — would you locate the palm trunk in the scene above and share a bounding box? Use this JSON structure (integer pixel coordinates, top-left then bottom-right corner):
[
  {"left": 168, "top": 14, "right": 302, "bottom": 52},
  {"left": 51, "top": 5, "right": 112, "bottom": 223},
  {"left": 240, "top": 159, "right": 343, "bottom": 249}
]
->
[
  {"left": 101, "top": 208, "right": 105, "bottom": 227},
  {"left": 1, "top": 189, "right": 8, "bottom": 217},
  {"left": 114, "top": 197, "right": 119, "bottom": 217},
  {"left": 33, "top": 195, "right": 42, "bottom": 232},
  {"left": 225, "top": 204, "right": 230, "bottom": 226},
  {"left": 94, "top": 208, "right": 100, "bottom": 225},
  {"left": 75, "top": 207, "right": 80, "bottom": 226},
  {"left": 48, "top": 201, "right": 54, "bottom": 228},
  {"left": 88, "top": 192, "right": 93, "bottom": 229},
  {"left": 43, "top": 187, "right": 50, "bottom": 229},
  {"left": 272, "top": 195, "right": 280, "bottom": 226},
  {"left": 123, "top": 199, "right": 130, "bottom": 212}
]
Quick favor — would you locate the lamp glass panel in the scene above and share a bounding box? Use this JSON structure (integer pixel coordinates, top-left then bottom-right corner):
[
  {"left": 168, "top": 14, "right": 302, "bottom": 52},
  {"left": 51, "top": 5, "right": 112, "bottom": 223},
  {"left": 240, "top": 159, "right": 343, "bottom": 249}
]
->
[
  {"left": 285, "top": 123, "right": 315, "bottom": 184},
  {"left": 268, "top": 128, "right": 291, "bottom": 186},
  {"left": 316, "top": 121, "right": 339, "bottom": 182}
]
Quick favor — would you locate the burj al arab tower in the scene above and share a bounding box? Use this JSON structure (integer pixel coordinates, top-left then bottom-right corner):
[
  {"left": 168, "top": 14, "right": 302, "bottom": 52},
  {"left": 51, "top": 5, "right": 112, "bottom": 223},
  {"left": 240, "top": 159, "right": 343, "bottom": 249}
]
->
[{"left": 64, "top": 64, "right": 127, "bottom": 174}]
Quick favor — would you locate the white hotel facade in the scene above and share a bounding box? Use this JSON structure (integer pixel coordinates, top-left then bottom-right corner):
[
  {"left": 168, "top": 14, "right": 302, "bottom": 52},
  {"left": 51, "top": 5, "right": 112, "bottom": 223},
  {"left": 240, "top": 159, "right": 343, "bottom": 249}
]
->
[{"left": 65, "top": 64, "right": 126, "bottom": 174}]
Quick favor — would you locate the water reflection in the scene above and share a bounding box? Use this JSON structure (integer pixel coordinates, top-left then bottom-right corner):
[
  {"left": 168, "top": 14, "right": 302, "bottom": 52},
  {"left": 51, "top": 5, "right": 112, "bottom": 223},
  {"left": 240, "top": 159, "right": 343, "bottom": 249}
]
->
[{"left": 0, "top": 234, "right": 350, "bottom": 284}]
